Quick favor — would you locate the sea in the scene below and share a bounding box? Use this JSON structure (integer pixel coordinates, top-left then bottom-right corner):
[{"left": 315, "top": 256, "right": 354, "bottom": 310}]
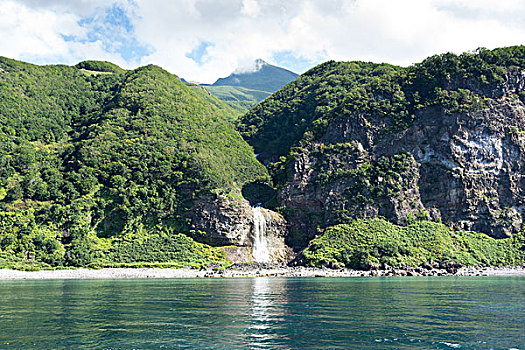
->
[{"left": 0, "top": 276, "right": 523, "bottom": 349}]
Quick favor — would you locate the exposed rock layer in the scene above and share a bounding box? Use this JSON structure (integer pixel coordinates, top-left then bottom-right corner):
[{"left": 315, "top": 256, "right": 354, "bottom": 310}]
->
[
  {"left": 190, "top": 193, "right": 294, "bottom": 263},
  {"left": 279, "top": 76, "right": 525, "bottom": 246}
]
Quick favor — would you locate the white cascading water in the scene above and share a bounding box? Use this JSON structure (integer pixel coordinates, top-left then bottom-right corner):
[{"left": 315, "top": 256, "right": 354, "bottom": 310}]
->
[{"left": 252, "top": 206, "right": 270, "bottom": 263}]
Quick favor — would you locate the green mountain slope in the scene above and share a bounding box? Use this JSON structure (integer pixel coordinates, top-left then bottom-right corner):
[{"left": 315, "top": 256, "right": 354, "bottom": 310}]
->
[
  {"left": 203, "top": 85, "right": 272, "bottom": 114},
  {"left": 185, "top": 83, "right": 242, "bottom": 123},
  {"left": 240, "top": 46, "right": 525, "bottom": 267},
  {"left": 0, "top": 58, "right": 266, "bottom": 268},
  {"left": 213, "top": 59, "right": 298, "bottom": 91},
  {"left": 238, "top": 61, "right": 401, "bottom": 162},
  {"left": 203, "top": 59, "right": 299, "bottom": 113}
]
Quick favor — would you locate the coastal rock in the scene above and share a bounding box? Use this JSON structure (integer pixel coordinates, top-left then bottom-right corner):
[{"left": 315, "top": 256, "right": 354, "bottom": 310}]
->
[
  {"left": 189, "top": 193, "right": 294, "bottom": 263},
  {"left": 278, "top": 71, "right": 525, "bottom": 246}
]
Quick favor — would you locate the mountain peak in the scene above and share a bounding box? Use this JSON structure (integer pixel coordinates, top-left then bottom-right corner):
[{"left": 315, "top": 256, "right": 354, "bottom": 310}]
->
[
  {"left": 213, "top": 59, "right": 298, "bottom": 92},
  {"left": 233, "top": 58, "right": 267, "bottom": 74}
]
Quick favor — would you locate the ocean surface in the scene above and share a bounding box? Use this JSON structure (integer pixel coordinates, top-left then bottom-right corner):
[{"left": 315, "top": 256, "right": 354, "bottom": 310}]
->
[{"left": 0, "top": 276, "right": 523, "bottom": 349}]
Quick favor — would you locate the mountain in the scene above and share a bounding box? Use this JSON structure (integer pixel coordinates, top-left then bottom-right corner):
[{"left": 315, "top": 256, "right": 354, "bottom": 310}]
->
[
  {"left": 239, "top": 46, "right": 525, "bottom": 267},
  {"left": 213, "top": 59, "right": 298, "bottom": 91},
  {"left": 201, "top": 85, "right": 271, "bottom": 114},
  {"left": 0, "top": 57, "right": 290, "bottom": 269},
  {"left": 203, "top": 59, "right": 298, "bottom": 114}
]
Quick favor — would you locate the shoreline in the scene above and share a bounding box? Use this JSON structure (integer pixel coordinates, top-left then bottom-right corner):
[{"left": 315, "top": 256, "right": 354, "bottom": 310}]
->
[{"left": 1, "top": 265, "right": 525, "bottom": 280}]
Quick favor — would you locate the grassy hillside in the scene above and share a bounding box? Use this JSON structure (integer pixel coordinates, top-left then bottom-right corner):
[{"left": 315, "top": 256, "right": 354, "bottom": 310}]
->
[
  {"left": 238, "top": 61, "right": 401, "bottom": 161},
  {"left": 0, "top": 57, "right": 266, "bottom": 268},
  {"left": 301, "top": 219, "right": 525, "bottom": 269},
  {"left": 203, "top": 85, "right": 272, "bottom": 114}
]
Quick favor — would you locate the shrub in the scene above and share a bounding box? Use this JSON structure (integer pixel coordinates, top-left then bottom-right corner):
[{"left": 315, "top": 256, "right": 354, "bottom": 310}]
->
[{"left": 302, "top": 218, "right": 525, "bottom": 269}]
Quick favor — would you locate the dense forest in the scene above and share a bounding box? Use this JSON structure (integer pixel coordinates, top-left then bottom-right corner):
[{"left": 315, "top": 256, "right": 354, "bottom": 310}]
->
[{"left": 0, "top": 58, "right": 266, "bottom": 269}]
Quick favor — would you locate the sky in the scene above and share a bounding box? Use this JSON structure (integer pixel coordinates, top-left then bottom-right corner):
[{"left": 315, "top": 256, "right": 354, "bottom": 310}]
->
[{"left": 1, "top": 0, "right": 525, "bottom": 84}]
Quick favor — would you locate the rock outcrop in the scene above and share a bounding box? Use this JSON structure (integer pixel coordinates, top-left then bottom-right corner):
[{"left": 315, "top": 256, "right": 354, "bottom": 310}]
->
[
  {"left": 190, "top": 193, "right": 294, "bottom": 263},
  {"left": 278, "top": 68, "right": 525, "bottom": 247}
]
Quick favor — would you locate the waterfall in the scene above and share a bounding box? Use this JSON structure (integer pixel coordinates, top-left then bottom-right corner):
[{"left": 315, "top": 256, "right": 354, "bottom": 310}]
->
[{"left": 252, "top": 207, "right": 270, "bottom": 263}]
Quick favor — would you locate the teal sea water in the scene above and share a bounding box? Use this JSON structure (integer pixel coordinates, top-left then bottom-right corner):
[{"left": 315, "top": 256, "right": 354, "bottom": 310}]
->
[{"left": 0, "top": 276, "right": 524, "bottom": 349}]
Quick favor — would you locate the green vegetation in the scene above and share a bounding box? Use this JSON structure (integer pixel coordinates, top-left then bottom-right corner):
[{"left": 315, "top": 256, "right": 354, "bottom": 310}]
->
[
  {"left": 318, "top": 152, "right": 415, "bottom": 223},
  {"left": 316, "top": 150, "right": 412, "bottom": 190},
  {"left": 0, "top": 208, "right": 228, "bottom": 270},
  {"left": 108, "top": 232, "right": 226, "bottom": 265},
  {"left": 204, "top": 85, "right": 272, "bottom": 114},
  {"left": 0, "top": 57, "right": 264, "bottom": 269},
  {"left": 240, "top": 46, "right": 525, "bottom": 163},
  {"left": 238, "top": 61, "right": 401, "bottom": 160},
  {"left": 302, "top": 218, "right": 525, "bottom": 269},
  {"left": 75, "top": 60, "right": 126, "bottom": 74},
  {"left": 185, "top": 84, "right": 243, "bottom": 122}
]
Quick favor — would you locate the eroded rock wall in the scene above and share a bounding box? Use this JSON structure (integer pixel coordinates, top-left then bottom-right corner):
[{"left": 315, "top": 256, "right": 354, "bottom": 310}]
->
[
  {"left": 280, "top": 97, "right": 525, "bottom": 246},
  {"left": 189, "top": 193, "right": 294, "bottom": 263}
]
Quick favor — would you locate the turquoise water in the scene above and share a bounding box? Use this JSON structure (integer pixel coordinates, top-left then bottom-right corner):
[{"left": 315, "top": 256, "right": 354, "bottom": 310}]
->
[{"left": 0, "top": 277, "right": 524, "bottom": 349}]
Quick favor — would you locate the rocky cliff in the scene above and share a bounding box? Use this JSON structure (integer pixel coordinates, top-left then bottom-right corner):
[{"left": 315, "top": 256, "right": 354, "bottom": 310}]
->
[
  {"left": 281, "top": 97, "right": 525, "bottom": 246},
  {"left": 190, "top": 193, "right": 293, "bottom": 263},
  {"left": 240, "top": 47, "right": 525, "bottom": 249}
]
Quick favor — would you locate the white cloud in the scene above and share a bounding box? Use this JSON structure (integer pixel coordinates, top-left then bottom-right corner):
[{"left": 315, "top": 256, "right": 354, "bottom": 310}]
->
[
  {"left": 2, "top": 0, "right": 525, "bottom": 83},
  {"left": 0, "top": 0, "right": 129, "bottom": 67},
  {"left": 0, "top": 1, "right": 78, "bottom": 60},
  {"left": 131, "top": 0, "right": 311, "bottom": 82},
  {"left": 241, "top": 0, "right": 261, "bottom": 18},
  {"left": 129, "top": 0, "right": 525, "bottom": 83},
  {"left": 234, "top": 58, "right": 265, "bottom": 74}
]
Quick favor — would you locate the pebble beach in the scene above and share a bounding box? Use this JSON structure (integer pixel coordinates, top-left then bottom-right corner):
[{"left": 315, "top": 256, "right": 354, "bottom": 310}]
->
[{"left": 1, "top": 265, "right": 525, "bottom": 280}]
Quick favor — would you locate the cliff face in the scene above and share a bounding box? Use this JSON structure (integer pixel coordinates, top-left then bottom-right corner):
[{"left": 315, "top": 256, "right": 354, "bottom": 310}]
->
[
  {"left": 235, "top": 48, "right": 525, "bottom": 249},
  {"left": 190, "top": 193, "right": 293, "bottom": 263},
  {"left": 279, "top": 74, "right": 525, "bottom": 247},
  {"left": 399, "top": 100, "right": 525, "bottom": 238}
]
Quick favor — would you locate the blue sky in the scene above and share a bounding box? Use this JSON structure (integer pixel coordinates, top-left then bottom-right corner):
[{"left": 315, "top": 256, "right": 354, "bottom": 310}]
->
[{"left": 3, "top": 0, "right": 525, "bottom": 83}]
